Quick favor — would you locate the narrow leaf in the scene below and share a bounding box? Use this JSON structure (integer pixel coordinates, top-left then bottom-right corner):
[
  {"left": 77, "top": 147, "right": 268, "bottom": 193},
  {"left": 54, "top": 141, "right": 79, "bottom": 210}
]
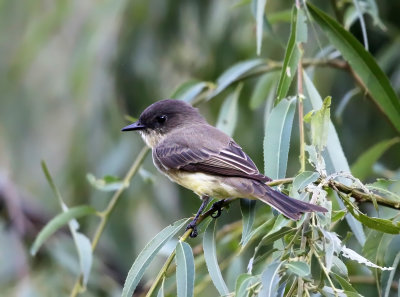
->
[
  {"left": 171, "top": 80, "right": 210, "bottom": 104},
  {"left": 259, "top": 261, "right": 283, "bottom": 297},
  {"left": 290, "top": 171, "right": 320, "bottom": 198},
  {"left": 176, "top": 242, "right": 195, "bottom": 297},
  {"left": 305, "top": 96, "right": 331, "bottom": 151},
  {"left": 203, "top": 219, "right": 229, "bottom": 296},
  {"left": 121, "top": 218, "right": 189, "bottom": 297},
  {"left": 303, "top": 71, "right": 366, "bottom": 245},
  {"left": 209, "top": 59, "right": 265, "bottom": 99},
  {"left": 256, "top": 0, "right": 267, "bottom": 55},
  {"left": 216, "top": 83, "right": 242, "bottom": 136},
  {"left": 235, "top": 274, "right": 255, "bottom": 297},
  {"left": 276, "top": 7, "right": 307, "bottom": 102},
  {"left": 157, "top": 278, "right": 165, "bottom": 297},
  {"left": 366, "top": 179, "right": 400, "bottom": 201},
  {"left": 340, "top": 193, "right": 400, "bottom": 234},
  {"left": 264, "top": 97, "right": 296, "bottom": 179},
  {"left": 333, "top": 273, "right": 359, "bottom": 293},
  {"left": 307, "top": 2, "right": 400, "bottom": 133},
  {"left": 384, "top": 251, "right": 400, "bottom": 297},
  {"left": 30, "top": 206, "right": 97, "bottom": 255},
  {"left": 250, "top": 72, "right": 279, "bottom": 110},
  {"left": 351, "top": 138, "right": 400, "bottom": 180},
  {"left": 285, "top": 261, "right": 310, "bottom": 277},
  {"left": 42, "top": 161, "right": 93, "bottom": 286},
  {"left": 87, "top": 173, "right": 127, "bottom": 192},
  {"left": 240, "top": 199, "right": 256, "bottom": 246}
]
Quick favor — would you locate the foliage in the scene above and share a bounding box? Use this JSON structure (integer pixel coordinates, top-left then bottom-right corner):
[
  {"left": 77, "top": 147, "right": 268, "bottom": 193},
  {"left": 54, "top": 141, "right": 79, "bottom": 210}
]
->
[{"left": 1, "top": 1, "right": 400, "bottom": 297}]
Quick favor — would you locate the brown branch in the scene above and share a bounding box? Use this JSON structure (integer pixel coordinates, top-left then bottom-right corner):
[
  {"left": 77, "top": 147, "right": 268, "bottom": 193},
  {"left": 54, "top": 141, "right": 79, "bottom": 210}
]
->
[{"left": 328, "top": 180, "right": 400, "bottom": 210}]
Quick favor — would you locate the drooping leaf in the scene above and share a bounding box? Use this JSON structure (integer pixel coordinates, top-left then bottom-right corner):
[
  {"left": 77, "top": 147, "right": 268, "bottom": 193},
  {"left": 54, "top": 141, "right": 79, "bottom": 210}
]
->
[
  {"left": 42, "top": 161, "right": 93, "bottom": 286},
  {"left": 366, "top": 179, "right": 400, "bottom": 201},
  {"left": 264, "top": 97, "right": 296, "bottom": 179},
  {"left": 121, "top": 218, "right": 189, "bottom": 297},
  {"left": 307, "top": 2, "right": 400, "bottom": 133},
  {"left": 171, "top": 80, "right": 211, "bottom": 104},
  {"left": 333, "top": 273, "right": 359, "bottom": 294},
  {"left": 30, "top": 206, "right": 97, "bottom": 255},
  {"left": 259, "top": 261, "right": 283, "bottom": 297},
  {"left": 303, "top": 71, "right": 366, "bottom": 245},
  {"left": 351, "top": 138, "right": 400, "bottom": 180},
  {"left": 285, "top": 261, "right": 310, "bottom": 277},
  {"left": 216, "top": 83, "right": 242, "bottom": 136},
  {"left": 339, "top": 192, "right": 400, "bottom": 234},
  {"left": 342, "top": 245, "right": 393, "bottom": 271},
  {"left": 176, "top": 242, "right": 195, "bottom": 297},
  {"left": 240, "top": 199, "right": 256, "bottom": 246},
  {"left": 240, "top": 216, "right": 276, "bottom": 252},
  {"left": 276, "top": 7, "right": 307, "bottom": 102},
  {"left": 203, "top": 219, "right": 229, "bottom": 296},
  {"left": 209, "top": 59, "right": 265, "bottom": 99},
  {"left": 255, "top": 0, "right": 267, "bottom": 55},
  {"left": 250, "top": 72, "right": 279, "bottom": 110}
]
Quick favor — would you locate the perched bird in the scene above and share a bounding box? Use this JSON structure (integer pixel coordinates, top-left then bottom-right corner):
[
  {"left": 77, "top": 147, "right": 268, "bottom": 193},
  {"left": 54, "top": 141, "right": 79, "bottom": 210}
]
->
[{"left": 122, "top": 99, "right": 326, "bottom": 237}]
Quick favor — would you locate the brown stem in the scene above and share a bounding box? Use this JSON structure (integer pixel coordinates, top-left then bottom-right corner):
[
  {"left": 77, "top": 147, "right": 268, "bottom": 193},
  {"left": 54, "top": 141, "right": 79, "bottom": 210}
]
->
[{"left": 328, "top": 180, "right": 400, "bottom": 210}]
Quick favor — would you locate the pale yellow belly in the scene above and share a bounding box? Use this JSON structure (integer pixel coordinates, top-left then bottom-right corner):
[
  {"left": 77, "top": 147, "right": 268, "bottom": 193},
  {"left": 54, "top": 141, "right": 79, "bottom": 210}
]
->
[{"left": 166, "top": 171, "right": 244, "bottom": 199}]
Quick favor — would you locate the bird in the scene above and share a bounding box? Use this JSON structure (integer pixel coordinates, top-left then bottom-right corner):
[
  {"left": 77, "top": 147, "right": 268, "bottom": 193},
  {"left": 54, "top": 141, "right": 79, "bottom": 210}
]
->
[{"left": 121, "top": 99, "right": 327, "bottom": 237}]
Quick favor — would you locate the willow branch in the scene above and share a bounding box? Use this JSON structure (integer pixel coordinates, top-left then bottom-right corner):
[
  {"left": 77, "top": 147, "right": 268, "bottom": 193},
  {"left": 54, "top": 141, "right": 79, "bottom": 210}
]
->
[
  {"left": 69, "top": 146, "right": 150, "bottom": 297},
  {"left": 328, "top": 180, "right": 400, "bottom": 210}
]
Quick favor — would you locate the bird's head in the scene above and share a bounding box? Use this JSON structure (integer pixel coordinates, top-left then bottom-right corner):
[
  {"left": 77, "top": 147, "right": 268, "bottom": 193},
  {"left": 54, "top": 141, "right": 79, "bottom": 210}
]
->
[{"left": 121, "top": 99, "right": 206, "bottom": 147}]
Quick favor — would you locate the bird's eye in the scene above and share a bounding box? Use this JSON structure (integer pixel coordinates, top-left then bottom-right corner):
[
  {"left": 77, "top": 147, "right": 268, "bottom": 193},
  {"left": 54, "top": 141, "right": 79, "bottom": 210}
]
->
[{"left": 156, "top": 115, "right": 167, "bottom": 123}]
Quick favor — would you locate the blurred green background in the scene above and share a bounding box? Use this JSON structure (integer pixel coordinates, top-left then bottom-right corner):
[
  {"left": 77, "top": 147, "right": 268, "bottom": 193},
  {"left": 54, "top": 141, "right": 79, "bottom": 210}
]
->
[{"left": 1, "top": 0, "right": 400, "bottom": 296}]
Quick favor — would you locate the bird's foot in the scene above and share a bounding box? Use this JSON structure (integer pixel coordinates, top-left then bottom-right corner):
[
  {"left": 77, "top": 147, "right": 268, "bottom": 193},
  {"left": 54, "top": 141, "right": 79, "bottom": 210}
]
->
[
  {"left": 185, "top": 220, "right": 198, "bottom": 238},
  {"left": 210, "top": 200, "right": 226, "bottom": 218}
]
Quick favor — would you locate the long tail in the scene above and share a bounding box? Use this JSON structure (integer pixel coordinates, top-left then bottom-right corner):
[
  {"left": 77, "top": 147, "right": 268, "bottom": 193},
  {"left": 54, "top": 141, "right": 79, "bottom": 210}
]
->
[{"left": 252, "top": 181, "right": 327, "bottom": 220}]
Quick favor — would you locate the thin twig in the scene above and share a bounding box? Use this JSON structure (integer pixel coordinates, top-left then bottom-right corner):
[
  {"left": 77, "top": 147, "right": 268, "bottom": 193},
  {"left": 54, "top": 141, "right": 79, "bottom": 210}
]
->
[{"left": 69, "top": 146, "right": 150, "bottom": 297}]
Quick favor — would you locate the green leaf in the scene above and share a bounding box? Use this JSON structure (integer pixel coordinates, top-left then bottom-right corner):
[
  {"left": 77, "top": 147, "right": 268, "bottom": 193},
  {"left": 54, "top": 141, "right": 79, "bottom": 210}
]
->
[
  {"left": 216, "top": 83, "right": 242, "bottom": 136},
  {"left": 121, "top": 218, "right": 189, "bottom": 297},
  {"left": 384, "top": 251, "right": 400, "bottom": 297},
  {"left": 255, "top": 0, "right": 267, "bottom": 55},
  {"left": 240, "top": 199, "right": 256, "bottom": 247},
  {"left": 276, "top": 7, "right": 307, "bottom": 102},
  {"left": 259, "top": 261, "right": 283, "bottom": 297},
  {"left": 285, "top": 261, "right": 310, "bottom": 277},
  {"left": 290, "top": 171, "right": 320, "bottom": 198},
  {"left": 30, "top": 205, "right": 97, "bottom": 256},
  {"left": 240, "top": 217, "right": 276, "bottom": 251},
  {"left": 171, "top": 80, "right": 210, "bottom": 104},
  {"left": 264, "top": 97, "right": 296, "bottom": 179},
  {"left": 303, "top": 71, "right": 366, "bottom": 245},
  {"left": 176, "top": 242, "right": 195, "bottom": 297},
  {"left": 203, "top": 219, "right": 229, "bottom": 296},
  {"left": 305, "top": 96, "right": 331, "bottom": 151},
  {"left": 331, "top": 210, "right": 347, "bottom": 223},
  {"left": 87, "top": 173, "right": 127, "bottom": 192},
  {"left": 235, "top": 274, "right": 256, "bottom": 297},
  {"left": 333, "top": 273, "right": 359, "bottom": 293},
  {"left": 366, "top": 179, "right": 400, "bottom": 201},
  {"left": 42, "top": 161, "right": 93, "bottom": 286},
  {"left": 257, "top": 227, "right": 294, "bottom": 250},
  {"left": 307, "top": 2, "right": 400, "bottom": 133},
  {"left": 209, "top": 59, "right": 265, "bottom": 99},
  {"left": 351, "top": 138, "right": 400, "bottom": 180},
  {"left": 250, "top": 72, "right": 279, "bottom": 110},
  {"left": 340, "top": 193, "right": 400, "bottom": 234}
]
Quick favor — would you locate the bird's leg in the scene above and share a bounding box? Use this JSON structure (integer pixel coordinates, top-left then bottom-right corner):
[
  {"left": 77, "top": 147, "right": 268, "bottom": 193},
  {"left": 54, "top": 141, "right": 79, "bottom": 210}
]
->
[
  {"left": 210, "top": 199, "right": 226, "bottom": 218},
  {"left": 186, "top": 195, "right": 210, "bottom": 238}
]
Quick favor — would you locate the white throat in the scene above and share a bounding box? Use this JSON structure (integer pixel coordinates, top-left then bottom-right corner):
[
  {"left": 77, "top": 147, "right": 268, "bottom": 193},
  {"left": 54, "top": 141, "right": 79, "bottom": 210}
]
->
[{"left": 139, "top": 130, "right": 165, "bottom": 148}]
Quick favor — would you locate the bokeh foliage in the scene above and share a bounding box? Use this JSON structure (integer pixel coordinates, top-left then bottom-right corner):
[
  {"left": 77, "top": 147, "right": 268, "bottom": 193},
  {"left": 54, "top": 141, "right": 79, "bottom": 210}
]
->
[{"left": 1, "top": 0, "right": 400, "bottom": 296}]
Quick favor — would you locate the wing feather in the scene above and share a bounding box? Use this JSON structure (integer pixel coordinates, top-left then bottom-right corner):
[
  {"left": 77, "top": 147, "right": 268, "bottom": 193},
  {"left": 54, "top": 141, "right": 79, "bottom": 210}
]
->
[{"left": 155, "top": 140, "right": 271, "bottom": 182}]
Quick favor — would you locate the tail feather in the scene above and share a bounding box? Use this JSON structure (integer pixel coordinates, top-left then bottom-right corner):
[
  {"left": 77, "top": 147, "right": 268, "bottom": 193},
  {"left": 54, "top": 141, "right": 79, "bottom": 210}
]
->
[{"left": 253, "top": 182, "right": 327, "bottom": 220}]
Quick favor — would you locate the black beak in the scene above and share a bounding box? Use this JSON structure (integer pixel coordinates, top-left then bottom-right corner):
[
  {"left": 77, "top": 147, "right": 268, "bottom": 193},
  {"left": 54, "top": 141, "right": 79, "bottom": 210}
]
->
[{"left": 121, "top": 121, "right": 146, "bottom": 131}]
